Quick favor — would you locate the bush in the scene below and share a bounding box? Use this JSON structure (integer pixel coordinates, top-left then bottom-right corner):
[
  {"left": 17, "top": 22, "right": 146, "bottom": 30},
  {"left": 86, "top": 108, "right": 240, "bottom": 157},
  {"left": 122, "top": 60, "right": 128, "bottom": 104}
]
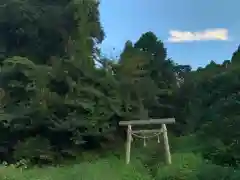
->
[
  {"left": 171, "top": 135, "right": 205, "bottom": 154},
  {"left": 13, "top": 136, "right": 55, "bottom": 165},
  {"left": 155, "top": 152, "right": 240, "bottom": 180},
  {"left": 195, "top": 163, "right": 235, "bottom": 180},
  {"left": 132, "top": 139, "right": 165, "bottom": 163},
  {"left": 156, "top": 153, "right": 203, "bottom": 180}
]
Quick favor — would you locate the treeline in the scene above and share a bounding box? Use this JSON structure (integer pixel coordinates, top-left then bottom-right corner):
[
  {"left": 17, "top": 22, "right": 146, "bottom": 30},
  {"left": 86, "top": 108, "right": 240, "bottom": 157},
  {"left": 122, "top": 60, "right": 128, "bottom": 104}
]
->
[
  {"left": 1, "top": 0, "right": 240, "bottom": 168},
  {"left": 175, "top": 49, "right": 240, "bottom": 166}
]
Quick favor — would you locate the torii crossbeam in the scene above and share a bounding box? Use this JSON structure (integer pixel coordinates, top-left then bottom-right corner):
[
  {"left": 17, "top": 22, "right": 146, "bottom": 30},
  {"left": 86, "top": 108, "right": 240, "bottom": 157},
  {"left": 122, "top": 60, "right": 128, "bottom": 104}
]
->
[{"left": 119, "top": 118, "right": 175, "bottom": 165}]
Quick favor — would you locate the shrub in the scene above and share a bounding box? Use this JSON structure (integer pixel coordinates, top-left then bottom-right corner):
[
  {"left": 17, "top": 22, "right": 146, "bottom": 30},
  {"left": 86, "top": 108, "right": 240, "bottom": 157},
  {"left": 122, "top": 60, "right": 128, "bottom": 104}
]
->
[
  {"left": 195, "top": 163, "right": 235, "bottom": 180},
  {"left": 13, "top": 136, "right": 55, "bottom": 165},
  {"left": 155, "top": 152, "right": 240, "bottom": 180},
  {"left": 156, "top": 153, "right": 203, "bottom": 180},
  {"left": 171, "top": 135, "right": 205, "bottom": 154}
]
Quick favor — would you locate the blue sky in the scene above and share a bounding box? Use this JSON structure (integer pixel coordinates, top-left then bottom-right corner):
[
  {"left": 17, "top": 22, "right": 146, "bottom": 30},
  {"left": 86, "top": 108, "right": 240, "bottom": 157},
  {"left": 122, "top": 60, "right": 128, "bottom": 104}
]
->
[{"left": 99, "top": 0, "right": 240, "bottom": 68}]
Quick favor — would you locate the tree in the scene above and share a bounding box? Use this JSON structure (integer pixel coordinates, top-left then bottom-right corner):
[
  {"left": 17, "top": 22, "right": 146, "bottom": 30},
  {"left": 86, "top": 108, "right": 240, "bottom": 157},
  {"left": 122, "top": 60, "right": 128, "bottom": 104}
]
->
[
  {"left": 174, "top": 46, "right": 240, "bottom": 166},
  {"left": 231, "top": 46, "right": 240, "bottom": 65},
  {"left": 134, "top": 32, "right": 176, "bottom": 118},
  {"left": 0, "top": 0, "right": 109, "bottom": 162},
  {"left": 0, "top": 0, "right": 104, "bottom": 64},
  {"left": 117, "top": 40, "right": 154, "bottom": 119}
]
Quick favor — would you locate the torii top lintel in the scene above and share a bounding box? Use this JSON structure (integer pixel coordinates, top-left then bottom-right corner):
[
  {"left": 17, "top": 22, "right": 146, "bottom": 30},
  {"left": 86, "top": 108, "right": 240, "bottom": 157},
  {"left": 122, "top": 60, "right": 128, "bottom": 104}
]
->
[{"left": 119, "top": 118, "right": 175, "bottom": 126}]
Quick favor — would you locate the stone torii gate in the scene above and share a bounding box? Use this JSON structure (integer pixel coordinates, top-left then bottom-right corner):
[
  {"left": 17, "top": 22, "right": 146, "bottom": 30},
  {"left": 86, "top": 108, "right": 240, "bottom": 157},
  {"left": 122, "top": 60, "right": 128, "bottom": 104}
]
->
[{"left": 119, "top": 118, "right": 175, "bottom": 165}]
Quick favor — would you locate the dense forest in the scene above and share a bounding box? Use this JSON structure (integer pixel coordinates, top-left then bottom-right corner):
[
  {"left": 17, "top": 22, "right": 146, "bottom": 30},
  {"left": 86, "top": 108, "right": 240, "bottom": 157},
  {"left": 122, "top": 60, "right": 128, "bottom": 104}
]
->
[{"left": 1, "top": 0, "right": 240, "bottom": 179}]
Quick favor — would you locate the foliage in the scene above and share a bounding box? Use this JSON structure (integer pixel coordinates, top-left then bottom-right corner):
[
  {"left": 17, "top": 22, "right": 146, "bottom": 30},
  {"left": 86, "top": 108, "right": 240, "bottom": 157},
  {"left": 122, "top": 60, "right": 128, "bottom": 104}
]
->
[
  {"left": 175, "top": 55, "right": 240, "bottom": 166},
  {"left": 2, "top": 0, "right": 240, "bottom": 179},
  {"left": 13, "top": 136, "right": 54, "bottom": 165},
  {"left": 195, "top": 163, "right": 236, "bottom": 180},
  {"left": 155, "top": 152, "right": 240, "bottom": 180},
  {"left": 171, "top": 135, "right": 206, "bottom": 154},
  {"left": 0, "top": 0, "right": 116, "bottom": 163},
  {"left": 0, "top": 0, "right": 104, "bottom": 63},
  {"left": 156, "top": 153, "right": 203, "bottom": 180},
  {"left": 0, "top": 155, "right": 152, "bottom": 180}
]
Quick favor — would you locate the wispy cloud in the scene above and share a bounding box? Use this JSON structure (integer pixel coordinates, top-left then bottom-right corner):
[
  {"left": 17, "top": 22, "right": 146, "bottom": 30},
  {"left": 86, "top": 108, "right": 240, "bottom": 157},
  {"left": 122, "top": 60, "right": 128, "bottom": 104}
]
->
[{"left": 167, "top": 28, "right": 229, "bottom": 43}]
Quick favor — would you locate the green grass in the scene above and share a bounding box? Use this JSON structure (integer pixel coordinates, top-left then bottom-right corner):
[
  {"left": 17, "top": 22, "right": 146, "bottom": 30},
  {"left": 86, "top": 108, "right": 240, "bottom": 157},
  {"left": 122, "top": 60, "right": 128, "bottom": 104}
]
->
[
  {"left": 156, "top": 152, "right": 204, "bottom": 180},
  {"left": 0, "top": 136, "right": 188, "bottom": 180},
  {"left": 3, "top": 135, "right": 237, "bottom": 180},
  {"left": 0, "top": 138, "right": 165, "bottom": 180},
  {"left": 0, "top": 155, "right": 153, "bottom": 180}
]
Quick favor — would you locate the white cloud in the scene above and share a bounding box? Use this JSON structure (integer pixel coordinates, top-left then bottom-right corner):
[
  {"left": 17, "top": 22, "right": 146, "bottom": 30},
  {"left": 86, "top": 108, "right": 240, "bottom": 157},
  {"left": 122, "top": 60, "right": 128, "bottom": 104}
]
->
[{"left": 167, "top": 28, "right": 229, "bottom": 43}]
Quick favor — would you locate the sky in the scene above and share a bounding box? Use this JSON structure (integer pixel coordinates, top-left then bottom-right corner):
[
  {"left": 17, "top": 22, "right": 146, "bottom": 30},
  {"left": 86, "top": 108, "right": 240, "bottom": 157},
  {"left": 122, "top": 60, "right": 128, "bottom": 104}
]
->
[{"left": 99, "top": 0, "right": 240, "bottom": 69}]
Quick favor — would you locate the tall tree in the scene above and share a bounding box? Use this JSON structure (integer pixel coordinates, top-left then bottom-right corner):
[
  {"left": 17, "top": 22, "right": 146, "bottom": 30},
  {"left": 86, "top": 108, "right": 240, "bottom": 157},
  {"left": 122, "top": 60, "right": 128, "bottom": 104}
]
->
[
  {"left": 134, "top": 32, "right": 176, "bottom": 118},
  {"left": 0, "top": 0, "right": 104, "bottom": 64},
  {"left": 231, "top": 46, "right": 240, "bottom": 65},
  {"left": 0, "top": 0, "right": 109, "bottom": 162}
]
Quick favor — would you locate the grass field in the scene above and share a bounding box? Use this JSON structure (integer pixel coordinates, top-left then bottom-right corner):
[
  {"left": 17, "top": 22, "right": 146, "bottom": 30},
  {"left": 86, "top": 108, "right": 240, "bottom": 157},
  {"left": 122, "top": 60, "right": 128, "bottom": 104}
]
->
[
  {"left": 0, "top": 155, "right": 153, "bottom": 180},
  {"left": 0, "top": 138, "right": 165, "bottom": 180},
  {"left": 2, "top": 136, "right": 238, "bottom": 180},
  {"left": 0, "top": 152, "right": 216, "bottom": 180},
  {"left": 0, "top": 136, "right": 196, "bottom": 180}
]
